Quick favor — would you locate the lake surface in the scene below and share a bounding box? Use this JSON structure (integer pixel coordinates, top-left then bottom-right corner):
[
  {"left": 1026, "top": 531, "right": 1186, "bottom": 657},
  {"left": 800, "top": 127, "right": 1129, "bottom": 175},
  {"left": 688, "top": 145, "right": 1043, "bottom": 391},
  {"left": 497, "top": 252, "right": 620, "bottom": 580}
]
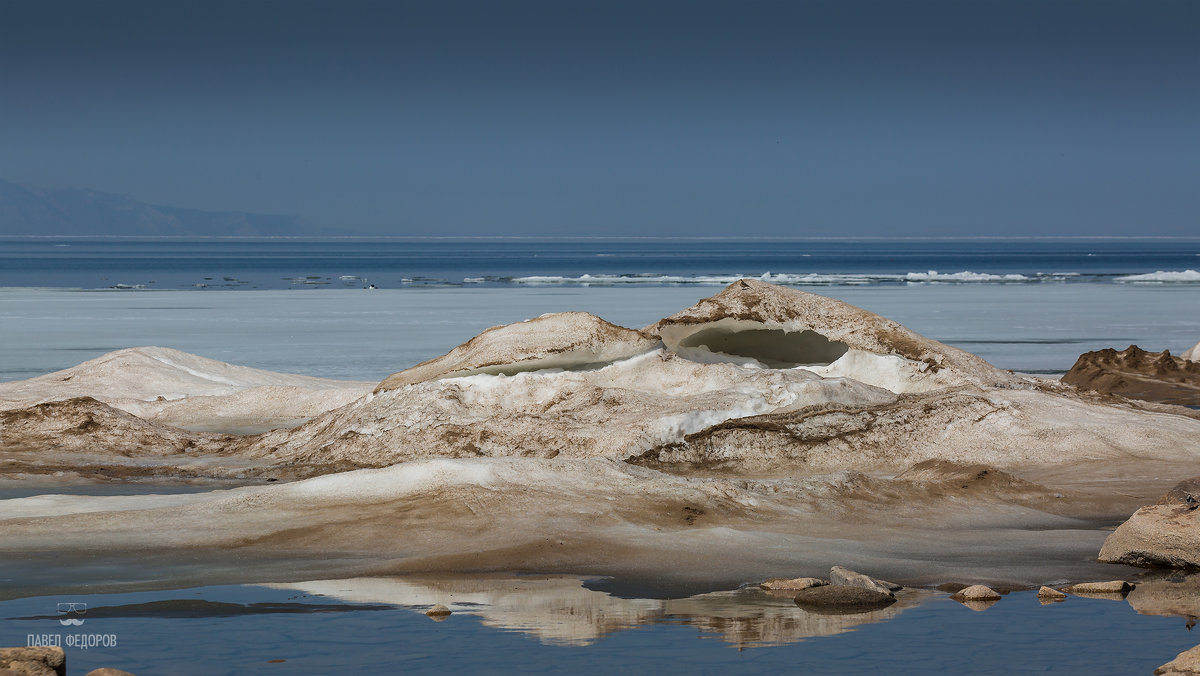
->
[
  {"left": 1, "top": 237, "right": 1198, "bottom": 290},
  {"left": 1, "top": 576, "right": 1197, "bottom": 675}
]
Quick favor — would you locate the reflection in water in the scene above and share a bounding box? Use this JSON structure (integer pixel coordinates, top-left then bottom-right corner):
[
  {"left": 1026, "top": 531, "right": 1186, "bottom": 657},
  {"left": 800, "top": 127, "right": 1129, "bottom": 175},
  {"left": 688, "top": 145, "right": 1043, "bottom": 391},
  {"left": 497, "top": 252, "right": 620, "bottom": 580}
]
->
[
  {"left": 263, "top": 574, "right": 931, "bottom": 648},
  {"left": 1127, "top": 574, "right": 1200, "bottom": 625}
]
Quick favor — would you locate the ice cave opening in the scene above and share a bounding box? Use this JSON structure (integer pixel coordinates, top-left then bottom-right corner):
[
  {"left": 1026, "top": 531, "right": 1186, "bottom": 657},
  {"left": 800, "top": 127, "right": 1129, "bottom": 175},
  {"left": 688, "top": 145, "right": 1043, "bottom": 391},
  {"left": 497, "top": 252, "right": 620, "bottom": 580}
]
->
[{"left": 676, "top": 327, "right": 850, "bottom": 368}]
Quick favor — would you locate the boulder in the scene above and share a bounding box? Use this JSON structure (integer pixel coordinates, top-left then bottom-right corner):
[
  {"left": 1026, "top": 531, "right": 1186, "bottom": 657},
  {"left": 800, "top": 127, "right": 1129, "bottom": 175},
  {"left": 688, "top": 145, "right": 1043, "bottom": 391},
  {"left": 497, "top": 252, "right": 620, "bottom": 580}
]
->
[
  {"left": 759, "top": 577, "right": 828, "bottom": 591},
  {"left": 425, "top": 603, "right": 452, "bottom": 618},
  {"left": 950, "top": 585, "right": 1002, "bottom": 602},
  {"left": 1100, "top": 478, "right": 1200, "bottom": 569},
  {"left": 829, "top": 566, "right": 895, "bottom": 596},
  {"left": 0, "top": 647, "right": 65, "bottom": 676},
  {"left": 1036, "top": 586, "right": 1067, "bottom": 601},
  {"left": 792, "top": 585, "right": 897, "bottom": 615},
  {"left": 1156, "top": 644, "right": 1200, "bottom": 675}
]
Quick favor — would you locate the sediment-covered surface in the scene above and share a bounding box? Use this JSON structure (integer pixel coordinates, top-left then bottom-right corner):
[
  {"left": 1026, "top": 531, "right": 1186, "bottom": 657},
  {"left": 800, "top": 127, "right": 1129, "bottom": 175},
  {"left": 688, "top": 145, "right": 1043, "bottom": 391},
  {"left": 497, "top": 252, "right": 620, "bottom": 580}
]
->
[
  {"left": 0, "top": 346, "right": 373, "bottom": 434},
  {"left": 1, "top": 281, "right": 1199, "bottom": 590},
  {"left": 1061, "top": 344, "right": 1200, "bottom": 406}
]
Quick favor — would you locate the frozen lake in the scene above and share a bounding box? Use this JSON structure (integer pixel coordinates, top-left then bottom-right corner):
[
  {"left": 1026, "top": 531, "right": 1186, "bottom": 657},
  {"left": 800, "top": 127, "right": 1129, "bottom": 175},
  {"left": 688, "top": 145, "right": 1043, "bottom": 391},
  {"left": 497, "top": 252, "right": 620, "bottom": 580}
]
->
[{"left": 1, "top": 284, "right": 1198, "bottom": 382}]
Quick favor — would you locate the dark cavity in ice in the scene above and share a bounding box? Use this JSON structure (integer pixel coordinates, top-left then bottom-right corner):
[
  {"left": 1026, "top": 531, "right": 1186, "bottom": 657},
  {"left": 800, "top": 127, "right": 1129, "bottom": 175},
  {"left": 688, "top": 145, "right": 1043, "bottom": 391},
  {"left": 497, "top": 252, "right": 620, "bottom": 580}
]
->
[{"left": 679, "top": 328, "right": 849, "bottom": 368}]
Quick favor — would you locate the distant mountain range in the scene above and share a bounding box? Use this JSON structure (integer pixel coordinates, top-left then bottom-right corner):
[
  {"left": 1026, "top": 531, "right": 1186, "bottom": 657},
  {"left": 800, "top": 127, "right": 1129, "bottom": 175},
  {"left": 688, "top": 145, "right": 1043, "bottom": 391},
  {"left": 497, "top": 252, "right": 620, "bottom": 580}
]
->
[{"left": 0, "top": 178, "right": 338, "bottom": 236}]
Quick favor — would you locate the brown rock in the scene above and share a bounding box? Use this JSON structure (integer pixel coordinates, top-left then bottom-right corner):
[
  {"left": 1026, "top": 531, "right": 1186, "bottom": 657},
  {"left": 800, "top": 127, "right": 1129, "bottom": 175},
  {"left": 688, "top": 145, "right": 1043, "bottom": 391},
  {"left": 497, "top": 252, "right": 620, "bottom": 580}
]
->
[
  {"left": 760, "top": 577, "right": 828, "bottom": 591},
  {"left": 1066, "top": 581, "right": 1134, "bottom": 595},
  {"left": 0, "top": 647, "right": 65, "bottom": 676},
  {"left": 792, "top": 585, "right": 897, "bottom": 615},
  {"left": 425, "top": 604, "right": 452, "bottom": 618},
  {"left": 1100, "top": 477, "right": 1200, "bottom": 569},
  {"left": 950, "top": 585, "right": 1002, "bottom": 602},
  {"left": 829, "top": 566, "right": 894, "bottom": 597},
  {"left": 1156, "top": 643, "right": 1200, "bottom": 675},
  {"left": 1036, "top": 586, "right": 1067, "bottom": 601}
]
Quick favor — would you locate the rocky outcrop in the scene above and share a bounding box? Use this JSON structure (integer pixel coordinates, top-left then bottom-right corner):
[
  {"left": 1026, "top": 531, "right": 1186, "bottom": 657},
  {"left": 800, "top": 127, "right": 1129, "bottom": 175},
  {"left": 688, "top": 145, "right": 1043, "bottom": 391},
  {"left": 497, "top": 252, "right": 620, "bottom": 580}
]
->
[
  {"left": 1157, "top": 644, "right": 1200, "bottom": 676},
  {"left": 1062, "top": 345, "right": 1200, "bottom": 406},
  {"left": 0, "top": 647, "right": 65, "bottom": 676},
  {"left": 375, "top": 312, "right": 658, "bottom": 391},
  {"left": 1100, "top": 478, "right": 1200, "bottom": 569}
]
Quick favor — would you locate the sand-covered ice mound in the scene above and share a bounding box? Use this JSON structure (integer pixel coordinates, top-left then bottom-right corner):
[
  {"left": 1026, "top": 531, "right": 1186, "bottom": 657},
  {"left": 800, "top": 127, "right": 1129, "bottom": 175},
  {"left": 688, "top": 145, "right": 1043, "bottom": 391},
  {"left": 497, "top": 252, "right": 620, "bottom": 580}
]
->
[
  {"left": 1062, "top": 345, "right": 1200, "bottom": 406},
  {"left": 375, "top": 311, "right": 659, "bottom": 390},
  {"left": 0, "top": 346, "right": 373, "bottom": 434},
  {"left": 2, "top": 280, "right": 1199, "bottom": 587},
  {"left": 238, "top": 281, "right": 1198, "bottom": 475}
]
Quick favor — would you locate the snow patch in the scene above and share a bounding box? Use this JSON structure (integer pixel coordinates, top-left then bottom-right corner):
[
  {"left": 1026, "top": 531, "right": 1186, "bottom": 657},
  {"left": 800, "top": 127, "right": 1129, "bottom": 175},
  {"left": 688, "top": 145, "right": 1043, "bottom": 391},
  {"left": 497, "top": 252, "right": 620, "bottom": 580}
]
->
[{"left": 1114, "top": 270, "right": 1200, "bottom": 283}]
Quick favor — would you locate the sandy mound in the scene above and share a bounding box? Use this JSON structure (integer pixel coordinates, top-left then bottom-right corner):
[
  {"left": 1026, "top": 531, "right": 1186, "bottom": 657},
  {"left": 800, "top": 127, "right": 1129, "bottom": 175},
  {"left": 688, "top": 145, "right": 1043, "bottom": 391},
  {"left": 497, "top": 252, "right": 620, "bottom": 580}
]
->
[
  {"left": 376, "top": 312, "right": 659, "bottom": 391},
  {"left": 630, "top": 387, "right": 1200, "bottom": 473},
  {"left": 1062, "top": 345, "right": 1200, "bottom": 406},
  {"left": 0, "top": 346, "right": 373, "bottom": 433},
  {"left": 0, "top": 456, "right": 1139, "bottom": 590},
  {"left": 645, "top": 278, "right": 1021, "bottom": 391}
]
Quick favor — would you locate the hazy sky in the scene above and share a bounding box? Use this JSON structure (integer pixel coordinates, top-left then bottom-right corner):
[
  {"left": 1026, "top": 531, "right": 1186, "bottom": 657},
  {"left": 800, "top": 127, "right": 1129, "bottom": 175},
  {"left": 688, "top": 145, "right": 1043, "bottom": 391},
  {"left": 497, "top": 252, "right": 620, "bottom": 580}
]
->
[{"left": 2, "top": 0, "right": 1197, "bottom": 236}]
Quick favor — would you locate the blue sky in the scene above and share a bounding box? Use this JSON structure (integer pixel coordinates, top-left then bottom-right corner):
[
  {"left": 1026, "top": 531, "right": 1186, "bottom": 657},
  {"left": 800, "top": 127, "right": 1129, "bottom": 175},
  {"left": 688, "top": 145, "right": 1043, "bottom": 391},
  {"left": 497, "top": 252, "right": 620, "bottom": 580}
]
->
[{"left": 1, "top": 0, "right": 1197, "bottom": 236}]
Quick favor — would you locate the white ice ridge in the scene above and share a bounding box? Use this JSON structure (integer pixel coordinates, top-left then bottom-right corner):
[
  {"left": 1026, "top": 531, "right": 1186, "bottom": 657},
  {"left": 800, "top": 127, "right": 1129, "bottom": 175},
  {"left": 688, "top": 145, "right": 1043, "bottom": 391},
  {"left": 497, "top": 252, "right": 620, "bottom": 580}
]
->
[
  {"left": 1184, "top": 339, "right": 1200, "bottom": 363},
  {"left": 477, "top": 271, "right": 1078, "bottom": 286},
  {"left": 1114, "top": 269, "right": 1200, "bottom": 283}
]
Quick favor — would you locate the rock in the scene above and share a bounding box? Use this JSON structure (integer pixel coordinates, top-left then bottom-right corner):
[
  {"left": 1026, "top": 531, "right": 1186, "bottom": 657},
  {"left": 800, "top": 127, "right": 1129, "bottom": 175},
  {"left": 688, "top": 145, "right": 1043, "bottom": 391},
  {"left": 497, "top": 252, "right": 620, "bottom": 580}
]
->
[
  {"left": 1101, "top": 478, "right": 1200, "bottom": 569},
  {"left": 1037, "top": 586, "right": 1067, "bottom": 601},
  {"left": 950, "top": 585, "right": 1002, "bottom": 602},
  {"left": 759, "top": 577, "right": 828, "bottom": 591},
  {"left": 86, "top": 670, "right": 136, "bottom": 676},
  {"left": 877, "top": 579, "right": 903, "bottom": 592},
  {"left": 0, "top": 647, "right": 65, "bottom": 676},
  {"left": 829, "top": 566, "right": 895, "bottom": 596},
  {"left": 425, "top": 603, "right": 452, "bottom": 618},
  {"left": 1156, "top": 644, "right": 1200, "bottom": 675},
  {"left": 1065, "top": 581, "right": 1134, "bottom": 595},
  {"left": 792, "top": 585, "right": 897, "bottom": 614},
  {"left": 1061, "top": 345, "right": 1200, "bottom": 406}
]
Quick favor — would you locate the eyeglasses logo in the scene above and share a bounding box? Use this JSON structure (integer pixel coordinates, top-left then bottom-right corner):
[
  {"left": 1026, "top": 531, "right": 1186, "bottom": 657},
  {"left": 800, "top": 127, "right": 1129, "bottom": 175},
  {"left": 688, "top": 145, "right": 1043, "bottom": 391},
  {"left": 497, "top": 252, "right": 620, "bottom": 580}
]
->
[{"left": 56, "top": 602, "right": 86, "bottom": 626}]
